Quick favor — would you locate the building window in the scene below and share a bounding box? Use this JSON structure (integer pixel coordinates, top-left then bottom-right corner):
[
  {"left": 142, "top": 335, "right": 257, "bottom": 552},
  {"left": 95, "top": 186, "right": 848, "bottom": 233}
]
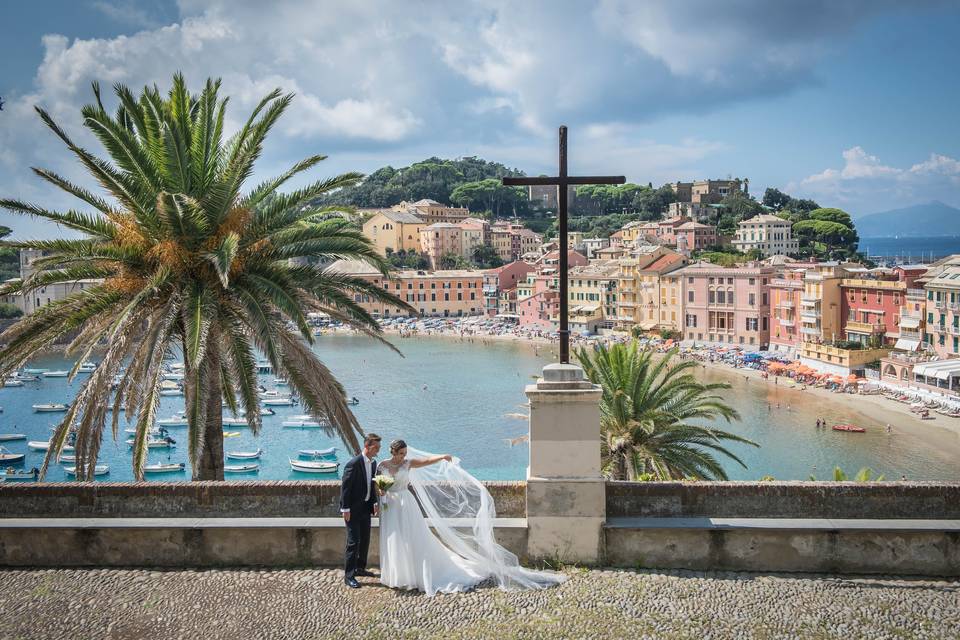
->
[
  {"left": 749, "top": 293, "right": 755, "bottom": 306},
  {"left": 688, "top": 291, "right": 694, "bottom": 303}
]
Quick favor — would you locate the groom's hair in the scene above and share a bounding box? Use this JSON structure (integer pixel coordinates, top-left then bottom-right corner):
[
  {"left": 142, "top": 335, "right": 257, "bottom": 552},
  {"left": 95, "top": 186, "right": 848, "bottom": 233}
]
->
[{"left": 364, "top": 433, "right": 382, "bottom": 447}]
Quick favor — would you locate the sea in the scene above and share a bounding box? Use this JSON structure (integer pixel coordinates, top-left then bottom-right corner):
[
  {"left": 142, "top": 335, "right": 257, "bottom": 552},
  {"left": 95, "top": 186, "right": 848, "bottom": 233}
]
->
[
  {"left": 3, "top": 334, "right": 960, "bottom": 482},
  {"left": 860, "top": 236, "right": 960, "bottom": 263}
]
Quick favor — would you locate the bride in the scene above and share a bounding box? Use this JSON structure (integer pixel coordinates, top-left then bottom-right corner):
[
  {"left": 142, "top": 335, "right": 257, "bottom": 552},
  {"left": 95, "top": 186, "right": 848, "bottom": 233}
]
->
[{"left": 376, "top": 439, "right": 565, "bottom": 596}]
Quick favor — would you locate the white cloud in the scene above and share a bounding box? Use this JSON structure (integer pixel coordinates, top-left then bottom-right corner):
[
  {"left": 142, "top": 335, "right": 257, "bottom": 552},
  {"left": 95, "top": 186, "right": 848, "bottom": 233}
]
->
[
  {"left": 791, "top": 147, "right": 960, "bottom": 213},
  {"left": 0, "top": 0, "right": 942, "bottom": 237}
]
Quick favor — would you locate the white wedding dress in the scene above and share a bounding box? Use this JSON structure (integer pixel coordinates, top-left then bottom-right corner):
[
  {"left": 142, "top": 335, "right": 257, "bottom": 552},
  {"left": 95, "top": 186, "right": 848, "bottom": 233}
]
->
[{"left": 377, "top": 449, "right": 565, "bottom": 597}]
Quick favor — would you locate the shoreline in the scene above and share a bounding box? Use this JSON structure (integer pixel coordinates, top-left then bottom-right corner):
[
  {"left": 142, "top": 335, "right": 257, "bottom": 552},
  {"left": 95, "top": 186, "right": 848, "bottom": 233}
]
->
[{"left": 326, "top": 323, "right": 960, "bottom": 443}]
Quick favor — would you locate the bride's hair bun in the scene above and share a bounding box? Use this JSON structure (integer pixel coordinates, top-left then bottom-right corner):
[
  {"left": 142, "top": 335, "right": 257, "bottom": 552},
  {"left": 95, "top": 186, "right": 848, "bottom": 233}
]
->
[{"left": 390, "top": 439, "right": 407, "bottom": 454}]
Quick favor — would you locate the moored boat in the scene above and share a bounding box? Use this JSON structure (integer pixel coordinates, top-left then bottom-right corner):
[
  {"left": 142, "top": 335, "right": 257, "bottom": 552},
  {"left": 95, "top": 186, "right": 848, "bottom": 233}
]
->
[
  {"left": 77, "top": 362, "right": 97, "bottom": 373},
  {"left": 126, "top": 437, "right": 176, "bottom": 448},
  {"left": 226, "top": 449, "right": 262, "bottom": 459},
  {"left": 282, "top": 419, "right": 323, "bottom": 428},
  {"left": 0, "top": 447, "right": 25, "bottom": 464},
  {"left": 32, "top": 403, "right": 69, "bottom": 413},
  {"left": 263, "top": 397, "right": 296, "bottom": 406},
  {"left": 23, "top": 368, "right": 48, "bottom": 375},
  {"left": 143, "top": 462, "right": 186, "bottom": 474},
  {"left": 222, "top": 416, "right": 249, "bottom": 426},
  {"left": 28, "top": 441, "right": 74, "bottom": 452},
  {"left": 1, "top": 468, "right": 39, "bottom": 482},
  {"left": 298, "top": 447, "right": 336, "bottom": 458},
  {"left": 346, "top": 397, "right": 359, "bottom": 406},
  {"left": 0, "top": 434, "right": 27, "bottom": 442},
  {"left": 832, "top": 423, "right": 866, "bottom": 433},
  {"left": 3, "top": 379, "right": 24, "bottom": 387},
  {"left": 64, "top": 465, "right": 110, "bottom": 476},
  {"left": 224, "top": 463, "right": 259, "bottom": 473},
  {"left": 42, "top": 371, "right": 69, "bottom": 378},
  {"left": 157, "top": 415, "right": 188, "bottom": 426},
  {"left": 288, "top": 458, "right": 339, "bottom": 474}
]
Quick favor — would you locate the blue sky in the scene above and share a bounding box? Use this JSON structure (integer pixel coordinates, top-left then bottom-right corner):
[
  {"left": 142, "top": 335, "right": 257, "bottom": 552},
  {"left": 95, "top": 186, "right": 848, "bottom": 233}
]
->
[{"left": 1, "top": 0, "right": 959, "bottom": 238}]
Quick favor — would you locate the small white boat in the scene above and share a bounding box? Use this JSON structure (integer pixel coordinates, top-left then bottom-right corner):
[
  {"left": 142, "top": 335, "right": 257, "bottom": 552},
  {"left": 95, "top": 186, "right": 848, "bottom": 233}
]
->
[
  {"left": 239, "top": 408, "right": 276, "bottom": 417},
  {"left": 346, "top": 397, "right": 359, "bottom": 406},
  {"left": 222, "top": 416, "right": 249, "bottom": 426},
  {"left": 289, "top": 458, "right": 339, "bottom": 474},
  {"left": 3, "top": 379, "right": 24, "bottom": 387},
  {"left": 77, "top": 362, "right": 97, "bottom": 373},
  {"left": 64, "top": 465, "right": 109, "bottom": 476},
  {"left": 157, "top": 415, "right": 188, "bottom": 426},
  {"left": 42, "top": 370, "right": 69, "bottom": 378},
  {"left": 0, "top": 434, "right": 27, "bottom": 442},
  {"left": 263, "top": 397, "right": 296, "bottom": 406},
  {"left": 273, "top": 378, "right": 289, "bottom": 386},
  {"left": 162, "top": 372, "right": 185, "bottom": 381},
  {"left": 123, "top": 427, "right": 166, "bottom": 436},
  {"left": 159, "top": 389, "right": 184, "bottom": 397},
  {"left": 58, "top": 454, "right": 76, "bottom": 463},
  {"left": 23, "top": 368, "right": 48, "bottom": 375},
  {"left": 224, "top": 463, "right": 259, "bottom": 473},
  {"left": 298, "top": 447, "right": 336, "bottom": 458},
  {"left": 28, "top": 441, "right": 74, "bottom": 452},
  {"left": 126, "top": 437, "right": 176, "bottom": 448},
  {"left": 0, "top": 468, "right": 39, "bottom": 482},
  {"left": 0, "top": 447, "right": 25, "bottom": 464},
  {"left": 32, "top": 403, "right": 69, "bottom": 412},
  {"left": 143, "top": 462, "right": 186, "bottom": 474},
  {"left": 282, "top": 419, "right": 323, "bottom": 428},
  {"left": 226, "top": 449, "right": 262, "bottom": 460},
  {"left": 13, "top": 373, "right": 39, "bottom": 382}
]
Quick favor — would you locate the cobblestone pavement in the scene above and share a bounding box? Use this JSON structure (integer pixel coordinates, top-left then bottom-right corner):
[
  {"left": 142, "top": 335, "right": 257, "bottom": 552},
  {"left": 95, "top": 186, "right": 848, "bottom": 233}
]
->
[{"left": 0, "top": 567, "right": 957, "bottom": 640}]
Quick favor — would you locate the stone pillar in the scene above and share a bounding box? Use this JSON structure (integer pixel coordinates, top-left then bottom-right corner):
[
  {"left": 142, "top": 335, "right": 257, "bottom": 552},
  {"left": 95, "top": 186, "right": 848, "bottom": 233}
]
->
[{"left": 525, "top": 362, "right": 604, "bottom": 564}]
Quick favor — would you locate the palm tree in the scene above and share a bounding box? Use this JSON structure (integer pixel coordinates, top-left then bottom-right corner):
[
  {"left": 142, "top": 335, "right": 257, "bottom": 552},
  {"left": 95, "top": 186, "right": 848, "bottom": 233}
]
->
[
  {"left": 575, "top": 341, "right": 757, "bottom": 480},
  {"left": 0, "top": 75, "right": 413, "bottom": 481}
]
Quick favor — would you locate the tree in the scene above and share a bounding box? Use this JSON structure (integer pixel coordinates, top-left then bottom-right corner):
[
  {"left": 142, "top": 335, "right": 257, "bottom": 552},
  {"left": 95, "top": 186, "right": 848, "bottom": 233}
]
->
[
  {"left": 387, "top": 249, "right": 430, "bottom": 270},
  {"left": 762, "top": 187, "right": 791, "bottom": 210},
  {"left": 472, "top": 245, "right": 503, "bottom": 269},
  {"left": 0, "top": 75, "right": 412, "bottom": 481},
  {"left": 0, "top": 303, "right": 22, "bottom": 319},
  {"left": 575, "top": 342, "right": 757, "bottom": 480},
  {"left": 793, "top": 218, "right": 858, "bottom": 259},
  {"left": 438, "top": 252, "right": 470, "bottom": 269}
]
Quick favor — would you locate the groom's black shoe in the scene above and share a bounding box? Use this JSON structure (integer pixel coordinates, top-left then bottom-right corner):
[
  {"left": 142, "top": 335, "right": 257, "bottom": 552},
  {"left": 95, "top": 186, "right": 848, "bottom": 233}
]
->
[
  {"left": 354, "top": 569, "right": 376, "bottom": 578},
  {"left": 344, "top": 577, "right": 361, "bottom": 589}
]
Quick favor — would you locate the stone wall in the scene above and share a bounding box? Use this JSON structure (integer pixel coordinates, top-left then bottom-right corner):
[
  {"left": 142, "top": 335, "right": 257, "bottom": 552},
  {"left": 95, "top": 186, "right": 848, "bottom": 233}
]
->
[
  {"left": 605, "top": 481, "right": 960, "bottom": 519},
  {"left": 0, "top": 481, "right": 527, "bottom": 519}
]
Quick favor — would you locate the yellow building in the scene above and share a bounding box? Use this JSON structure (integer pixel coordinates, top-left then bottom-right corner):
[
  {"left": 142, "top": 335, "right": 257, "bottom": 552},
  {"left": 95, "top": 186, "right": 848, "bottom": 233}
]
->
[
  {"left": 616, "top": 246, "right": 686, "bottom": 332},
  {"left": 568, "top": 261, "right": 620, "bottom": 331},
  {"left": 361, "top": 210, "right": 425, "bottom": 256},
  {"left": 659, "top": 271, "right": 683, "bottom": 332},
  {"left": 799, "top": 263, "right": 847, "bottom": 344}
]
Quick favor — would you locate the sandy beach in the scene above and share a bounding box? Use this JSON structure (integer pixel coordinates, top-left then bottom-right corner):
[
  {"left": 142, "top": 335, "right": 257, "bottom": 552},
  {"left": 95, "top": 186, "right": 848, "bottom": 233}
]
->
[{"left": 326, "top": 321, "right": 960, "bottom": 447}]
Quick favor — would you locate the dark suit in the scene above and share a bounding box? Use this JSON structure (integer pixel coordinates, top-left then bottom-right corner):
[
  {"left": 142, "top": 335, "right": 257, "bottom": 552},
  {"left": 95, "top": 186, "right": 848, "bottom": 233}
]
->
[{"left": 340, "top": 454, "right": 377, "bottom": 578}]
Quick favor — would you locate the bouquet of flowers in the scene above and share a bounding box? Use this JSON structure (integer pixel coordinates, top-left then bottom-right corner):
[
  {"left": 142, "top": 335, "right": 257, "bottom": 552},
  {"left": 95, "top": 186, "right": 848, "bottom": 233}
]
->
[{"left": 374, "top": 474, "right": 395, "bottom": 510}]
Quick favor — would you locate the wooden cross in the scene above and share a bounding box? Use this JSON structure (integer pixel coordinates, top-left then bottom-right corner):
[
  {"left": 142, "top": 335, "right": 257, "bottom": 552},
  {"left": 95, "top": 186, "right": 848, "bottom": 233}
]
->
[{"left": 503, "top": 126, "right": 624, "bottom": 364}]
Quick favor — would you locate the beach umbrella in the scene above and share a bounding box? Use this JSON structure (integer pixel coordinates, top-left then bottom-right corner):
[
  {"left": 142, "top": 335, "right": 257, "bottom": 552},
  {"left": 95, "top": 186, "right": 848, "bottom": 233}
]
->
[{"left": 846, "top": 374, "right": 859, "bottom": 383}]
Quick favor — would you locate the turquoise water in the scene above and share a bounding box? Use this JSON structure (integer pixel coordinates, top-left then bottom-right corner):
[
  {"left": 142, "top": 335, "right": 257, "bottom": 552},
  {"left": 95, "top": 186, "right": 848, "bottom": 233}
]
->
[{"left": 2, "top": 334, "right": 960, "bottom": 482}]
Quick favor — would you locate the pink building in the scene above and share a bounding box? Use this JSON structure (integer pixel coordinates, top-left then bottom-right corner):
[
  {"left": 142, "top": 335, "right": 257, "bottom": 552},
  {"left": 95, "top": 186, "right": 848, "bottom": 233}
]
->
[
  {"left": 420, "top": 223, "right": 462, "bottom": 268},
  {"left": 517, "top": 290, "right": 559, "bottom": 330},
  {"left": 769, "top": 267, "right": 809, "bottom": 357},
  {"left": 673, "top": 221, "right": 719, "bottom": 251},
  {"left": 676, "top": 261, "right": 773, "bottom": 348},
  {"left": 840, "top": 266, "right": 926, "bottom": 348},
  {"left": 483, "top": 260, "right": 535, "bottom": 317}
]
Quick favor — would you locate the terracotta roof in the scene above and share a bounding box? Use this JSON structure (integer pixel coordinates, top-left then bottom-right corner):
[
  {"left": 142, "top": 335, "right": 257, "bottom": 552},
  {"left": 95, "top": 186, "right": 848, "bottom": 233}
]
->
[{"left": 641, "top": 253, "right": 686, "bottom": 273}]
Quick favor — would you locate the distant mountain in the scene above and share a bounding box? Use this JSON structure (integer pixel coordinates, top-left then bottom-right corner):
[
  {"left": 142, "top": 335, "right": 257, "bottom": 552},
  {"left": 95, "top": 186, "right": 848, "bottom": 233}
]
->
[{"left": 856, "top": 201, "right": 960, "bottom": 237}]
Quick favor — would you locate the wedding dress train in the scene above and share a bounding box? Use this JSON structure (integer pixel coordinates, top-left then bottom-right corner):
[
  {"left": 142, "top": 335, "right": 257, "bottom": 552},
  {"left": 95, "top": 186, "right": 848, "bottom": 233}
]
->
[{"left": 377, "top": 449, "right": 565, "bottom": 597}]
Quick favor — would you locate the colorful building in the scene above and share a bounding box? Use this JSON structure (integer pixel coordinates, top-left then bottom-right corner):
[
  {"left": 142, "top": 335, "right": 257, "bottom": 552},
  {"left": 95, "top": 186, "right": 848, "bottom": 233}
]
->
[
  {"left": 769, "top": 267, "right": 809, "bottom": 357},
  {"left": 361, "top": 210, "right": 426, "bottom": 256},
  {"left": 420, "top": 223, "right": 464, "bottom": 268},
  {"left": 840, "top": 266, "right": 925, "bottom": 348},
  {"left": 325, "top": 260, "right": 483, "bottom": 318},
  {"left": 482, "top": 261, "right": 535, "bottom": 317},
  {"left": 616, "top": 248, "right": 686, "bottom": 332},
  {"left": 675, "top": 261, "right": 773, "bottom": 348},
  {"left": 732, "top": 214, "right": 798, "bottom": 257},
  {"left": 394, "top": 199, "right": 470, "bottom": 224},
  {"left": 673, "top": 221, "right": 719, "bottom": 251},
  {"left": 568, "top": 261, "right": 620, "bottom": 332},
  {"left": 921, "top": 259, "right": 960, "bottom": 358}
]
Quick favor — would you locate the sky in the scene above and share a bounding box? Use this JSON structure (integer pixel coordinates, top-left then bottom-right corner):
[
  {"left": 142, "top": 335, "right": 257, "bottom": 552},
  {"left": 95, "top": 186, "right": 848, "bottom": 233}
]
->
[{"left": 1, "top": 0, "right": 959, "bottom": 238}]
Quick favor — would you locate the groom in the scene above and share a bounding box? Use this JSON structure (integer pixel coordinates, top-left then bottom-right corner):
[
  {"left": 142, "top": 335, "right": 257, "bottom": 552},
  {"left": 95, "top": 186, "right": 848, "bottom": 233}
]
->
[{"left": 340, "top": 433, "right": 381, "bottom": 589}]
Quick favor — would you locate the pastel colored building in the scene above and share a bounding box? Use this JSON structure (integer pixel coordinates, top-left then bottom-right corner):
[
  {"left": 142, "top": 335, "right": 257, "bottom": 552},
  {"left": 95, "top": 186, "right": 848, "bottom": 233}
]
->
[
  {"left": 658, "top": 271, "right": 684, "bottom": 332},
  {"left": 325, "top": 259, "right": 483, "bottom": 318},
  {"left": 568, "top": 261, "right": 620, "bottom": 332},
  {"left": 798, "top": 262, "right": 848, "bottom": 345},
  {"left": 394, "top": 199, "right": 470, "bottom": 224},
  {"left": 675, "top": 261, "right": 773, "bottom": 348},
  {"left": 732, "top": 214, "right": 798, "bottom": 257},
  {"left": 673, "top": 221, "right": 719, "bottom": 251},
  {"left": 840, "top": 266, "right": 926, "bottom": 348},
  {"left": 769, "top": 267, "right": 808, "bottom": 357},
  {"left": 616, "top": 248, "right": 686, "bottom": 332},
  {"left": 420, "top": 223, "right": 464, "bottom": 268},
  {"left": 361, "top": 210, "right": 426, "bottom": 256},
  {"left": 482, "top": 260, "right": 535, "bottom": 317},
  {"left": 921, "top": 258, "right": 960, "bottom": 358}
]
